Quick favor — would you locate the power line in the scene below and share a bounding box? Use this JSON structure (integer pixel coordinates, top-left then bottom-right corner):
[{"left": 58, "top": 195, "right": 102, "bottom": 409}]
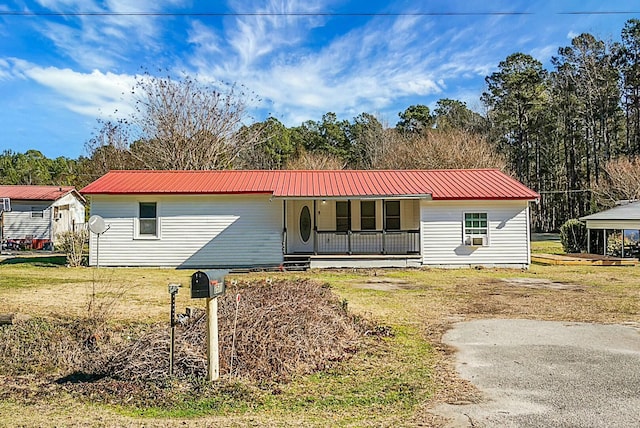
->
[
  {"left": 1, "top": 11, "right": 535, "bottom": 17},
  {"left": 0, "top": 11, "right": 638, "bottom": 18}
]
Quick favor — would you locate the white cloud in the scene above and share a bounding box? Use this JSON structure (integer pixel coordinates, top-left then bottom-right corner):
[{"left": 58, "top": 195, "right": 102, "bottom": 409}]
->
[
  {"left": 187, "top": 21, "right": 223, "bottom": 54},
  {"left": 187, "top": 9, "right": 483, "bottom": 125},
  {"left": 31, "top": 0, "right": 186, "bottom": 69},
  {"left": 6, "top": 59, "right": 137, "bottom": 118}
]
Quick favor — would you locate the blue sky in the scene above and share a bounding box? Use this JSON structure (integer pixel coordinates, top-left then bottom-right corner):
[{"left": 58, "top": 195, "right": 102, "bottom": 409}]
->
[{"left": 0, "top": 0, "right": 638, "bottom": 159}]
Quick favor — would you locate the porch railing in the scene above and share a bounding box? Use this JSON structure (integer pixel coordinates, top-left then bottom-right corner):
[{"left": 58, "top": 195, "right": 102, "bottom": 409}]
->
[{"left": 315, "top": 230, "right": 420, "bottom": 255}]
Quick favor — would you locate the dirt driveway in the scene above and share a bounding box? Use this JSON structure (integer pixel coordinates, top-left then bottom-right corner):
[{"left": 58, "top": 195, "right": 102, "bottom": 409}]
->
[{"left": 433, "top": 319, "right": 640, "bottom": 427}]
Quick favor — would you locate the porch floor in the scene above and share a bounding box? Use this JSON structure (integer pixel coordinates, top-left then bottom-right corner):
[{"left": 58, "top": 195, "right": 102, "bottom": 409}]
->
[
  {"left": 532, "top": 253, "right": 637, "bottom": 266},
  {"left": 285, "top": 254, "right": 422, "bottom": 269}
]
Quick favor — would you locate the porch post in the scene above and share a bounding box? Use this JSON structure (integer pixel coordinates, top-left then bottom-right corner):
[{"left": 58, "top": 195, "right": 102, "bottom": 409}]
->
[
  {"left": 381, "top": 199, "right": 386, "bottom": 254},
  {"left": 282, "top": 199, "right": 287, "bottom": 255},
  {"left": 313, "top": 199, "right": 318, "bottom": 255},
  {"left": 604, "top": 229, "right": 607, "bottom": 256},
  {"left": 622, "top": 229, "right": 625, "bottom": 258},
  {"left": 586, "top": 228, "right": 590, "bottom": 254},
  {"left": 347, "top": 199, "right": 352, "bottom": 255}
]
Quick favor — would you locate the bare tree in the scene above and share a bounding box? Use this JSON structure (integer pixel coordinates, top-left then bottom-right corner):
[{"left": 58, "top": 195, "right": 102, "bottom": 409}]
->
[
  {"left": 82, "top": 119, "right": 140, "bottom": 183},
  {"left": 377, "top": 129, "right": 509, "bottom": 171},
  {"left": 593, "top": 157, "right": 640, "bottom": 206},
  {"left": 285, "top": 149, "right": 345, "bottom": 170},
  {"left": 85, "top": 73, "right": 261, "bottom": 171}
]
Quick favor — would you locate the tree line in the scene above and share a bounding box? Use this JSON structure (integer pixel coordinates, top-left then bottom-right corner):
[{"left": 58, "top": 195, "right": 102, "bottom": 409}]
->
[{"left": 4, "top": 19, "right": 640, "bottom": 232}]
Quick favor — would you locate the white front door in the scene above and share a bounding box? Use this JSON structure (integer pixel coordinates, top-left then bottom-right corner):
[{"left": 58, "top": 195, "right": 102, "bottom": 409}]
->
[{"left": 288, "top": 201, "right": 314, "bottom": 253}]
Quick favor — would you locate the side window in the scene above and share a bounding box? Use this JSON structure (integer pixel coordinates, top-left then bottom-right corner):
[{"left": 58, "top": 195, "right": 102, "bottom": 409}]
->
[
  {"left": 464, "top": 212, "right": 488, "bottom": 246},
  {"left": 139, "top": 202, "right": 158, "bottom": 237},
  {"left": 385, "top": 201, "right": 400, "bottom": 230},
  {"left": 336, "top": 201, "right": 350, "bottom": 232},
  {"left": 31, "top": 208, "right": 44, "bottom": 218},
  {"left": 361, "top": 201, "right": 376, "bottom": 230}
]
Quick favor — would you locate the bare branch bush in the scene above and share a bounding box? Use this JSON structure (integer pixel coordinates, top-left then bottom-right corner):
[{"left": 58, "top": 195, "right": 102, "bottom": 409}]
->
[
  {"left": 56, "top": 229, "right": 89, "bottom": 267},
  {"left": 102, "top": 278, "right": 363, "bottom": 382},
  {"left": 85, "top": 269, "right": 135, "bottom": 329}
]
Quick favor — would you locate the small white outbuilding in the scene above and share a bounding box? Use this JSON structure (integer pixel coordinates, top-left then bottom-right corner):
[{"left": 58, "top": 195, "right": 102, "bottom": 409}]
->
[{"left": 0, "top": 185, "right": 86, "bottom": 250}]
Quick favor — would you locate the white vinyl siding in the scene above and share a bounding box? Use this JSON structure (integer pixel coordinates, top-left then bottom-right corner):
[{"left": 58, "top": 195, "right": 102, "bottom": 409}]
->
[
  {"left": 2, "top": 201, "right": 52, "bottom": 240},
  {"left": 1, "top": 194, "right": 85, "bottom": 242},
  {"left": 88, "top": 194, "right": 283, "bottom": 268},
  {"left": 421, "top": 200, "right": 531, "bottom": 267}
]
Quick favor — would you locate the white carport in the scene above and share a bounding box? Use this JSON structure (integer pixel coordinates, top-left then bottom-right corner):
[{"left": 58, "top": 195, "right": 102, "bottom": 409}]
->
[{"left": 580, "top": 202, "right": 640, "bottom": 258}]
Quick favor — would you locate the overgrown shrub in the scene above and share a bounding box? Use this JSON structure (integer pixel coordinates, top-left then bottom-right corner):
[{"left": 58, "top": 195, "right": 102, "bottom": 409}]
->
[
  {"left": 0, "top": 279, "right": 367, "bottom": 387},
  {"left": 56, "top": 230, "right": 88, "bottom": 267},
  {"left": 560, "top": 218, "right": 587, "bottom": 253},
  {"left": 104, "top": 278, "right": 363, "bottom": 382}
]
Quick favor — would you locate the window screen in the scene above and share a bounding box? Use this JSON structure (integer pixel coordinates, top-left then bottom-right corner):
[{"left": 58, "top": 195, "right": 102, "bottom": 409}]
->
[
  {"left": 361, "top": 201, "right": 376, "bottom": 230},
  {"left": 139, "top": 202, "right": 157, "bottom": 236}
]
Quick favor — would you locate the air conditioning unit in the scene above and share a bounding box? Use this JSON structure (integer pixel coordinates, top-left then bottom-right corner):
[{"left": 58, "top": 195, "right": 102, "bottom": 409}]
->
[{"left": 464, "top": 235, "right": 487, "bottom": 247}]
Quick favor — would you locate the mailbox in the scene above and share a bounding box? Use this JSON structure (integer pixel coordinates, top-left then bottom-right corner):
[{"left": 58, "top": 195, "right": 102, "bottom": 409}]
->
[{"left": 191, "top": 270, "right": 228, "bottom": 299}]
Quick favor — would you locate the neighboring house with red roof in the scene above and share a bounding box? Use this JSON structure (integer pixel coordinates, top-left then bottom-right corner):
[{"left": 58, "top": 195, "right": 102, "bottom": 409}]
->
[
  {"left": 0, "top": 185, "right": 87, "bottom": 249},
  {"left": 81, "top": 169, "right": 539, "bottom": 269}
]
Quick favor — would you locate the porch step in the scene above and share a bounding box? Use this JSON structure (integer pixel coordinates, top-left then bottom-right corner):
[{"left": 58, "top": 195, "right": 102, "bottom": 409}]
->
[
  {"left": 309, "top": 254, "right": 421, "bottom": 269},
  {"left": 282, "top": 255, "right": 311, "bottom": 271}
]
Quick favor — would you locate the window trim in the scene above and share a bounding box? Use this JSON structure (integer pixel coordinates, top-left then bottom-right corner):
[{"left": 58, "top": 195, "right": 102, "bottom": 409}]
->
[
  {"left": 463, "top": 212, "right": 488, "bottom": 246},
  {"left": 360, "top": 200, "right": 376, "bottom": 231},
  {"left": 135, "top": 201, "right": 160, "bottom": 240},
  {"left": 384, "top": 200, "right": 401, "bottom": 231}
]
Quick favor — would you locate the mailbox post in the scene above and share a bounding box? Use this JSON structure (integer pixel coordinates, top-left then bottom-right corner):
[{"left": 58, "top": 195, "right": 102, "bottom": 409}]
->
[
  {"left": 191, "top": 270, "right": 228, "bottom": 381},
  {"left": 168, "top": 283, "right": 180, "bottom": 376}
]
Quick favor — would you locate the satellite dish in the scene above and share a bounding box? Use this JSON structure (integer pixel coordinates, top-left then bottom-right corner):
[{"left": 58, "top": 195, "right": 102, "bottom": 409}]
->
[{"left": 88, "top": 215, "right": 107, "bottom": 235}]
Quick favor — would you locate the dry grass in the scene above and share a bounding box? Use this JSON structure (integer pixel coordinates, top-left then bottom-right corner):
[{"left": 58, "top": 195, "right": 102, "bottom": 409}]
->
[
  {"left": 0, "top": 261, "right": 193, "bottom": 322},
  {"left": 1, "top": 254, "right": 639, "bottom": 427}
]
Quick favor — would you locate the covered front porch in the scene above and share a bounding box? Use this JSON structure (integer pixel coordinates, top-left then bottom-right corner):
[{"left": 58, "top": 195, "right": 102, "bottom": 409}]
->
[{"left": 282, "top": 198, "right": 422, "bottom": 257}]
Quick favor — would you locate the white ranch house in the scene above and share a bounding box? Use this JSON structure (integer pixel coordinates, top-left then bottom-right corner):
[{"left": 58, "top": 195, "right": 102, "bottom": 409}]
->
[
  {"left": 0, "top": 185, "right": 86, "bottom": 250},
  {"left": 80, "top": 169, "right": 539, "bottom": 269}
]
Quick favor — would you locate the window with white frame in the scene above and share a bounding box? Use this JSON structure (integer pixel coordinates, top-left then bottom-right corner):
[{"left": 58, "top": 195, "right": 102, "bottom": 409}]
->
[
  {"left": 138, "top": 202, "right": 158, "bottom": 237},
  {"left": 464, "top": 212, "right": 488, "bottom": 246}
]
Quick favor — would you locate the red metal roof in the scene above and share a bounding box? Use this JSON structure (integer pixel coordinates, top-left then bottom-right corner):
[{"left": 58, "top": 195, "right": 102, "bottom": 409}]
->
[
  {"left": 0, "top": 185, "right": 84, "bottom": 202},
  {"left": 81, "top": 169, "right": 539, "bottom": 200}
]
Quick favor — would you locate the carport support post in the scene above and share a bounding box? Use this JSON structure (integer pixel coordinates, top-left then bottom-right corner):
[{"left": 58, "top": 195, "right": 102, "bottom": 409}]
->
[{"left": 206, "top": 296, "right": 220, "bottom": 381}]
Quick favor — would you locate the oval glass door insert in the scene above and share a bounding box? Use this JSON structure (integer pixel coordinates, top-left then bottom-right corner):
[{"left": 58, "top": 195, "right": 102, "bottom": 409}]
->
[{"left": 300, "top": 206, "right": 311, "bottom": 243}]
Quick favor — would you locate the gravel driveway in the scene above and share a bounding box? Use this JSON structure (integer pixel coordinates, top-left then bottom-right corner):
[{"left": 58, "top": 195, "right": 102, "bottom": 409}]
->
[{"left": 433, "top": 319, "right": 640, "bottom": 427}]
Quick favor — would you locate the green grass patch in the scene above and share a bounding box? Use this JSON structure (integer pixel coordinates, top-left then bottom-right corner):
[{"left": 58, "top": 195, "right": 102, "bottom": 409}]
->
[
  {"left": 531, "top": 239, "right": 564, "bottom": 254},
  {"left": 260, "top": 327, "right": 433, "bottom": 422},
  {"left": 0, "top": 256, "right": 67, "bottom": 266},
  {"left": 0, "top": 274, "right": 84, "bottom": 289}
]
